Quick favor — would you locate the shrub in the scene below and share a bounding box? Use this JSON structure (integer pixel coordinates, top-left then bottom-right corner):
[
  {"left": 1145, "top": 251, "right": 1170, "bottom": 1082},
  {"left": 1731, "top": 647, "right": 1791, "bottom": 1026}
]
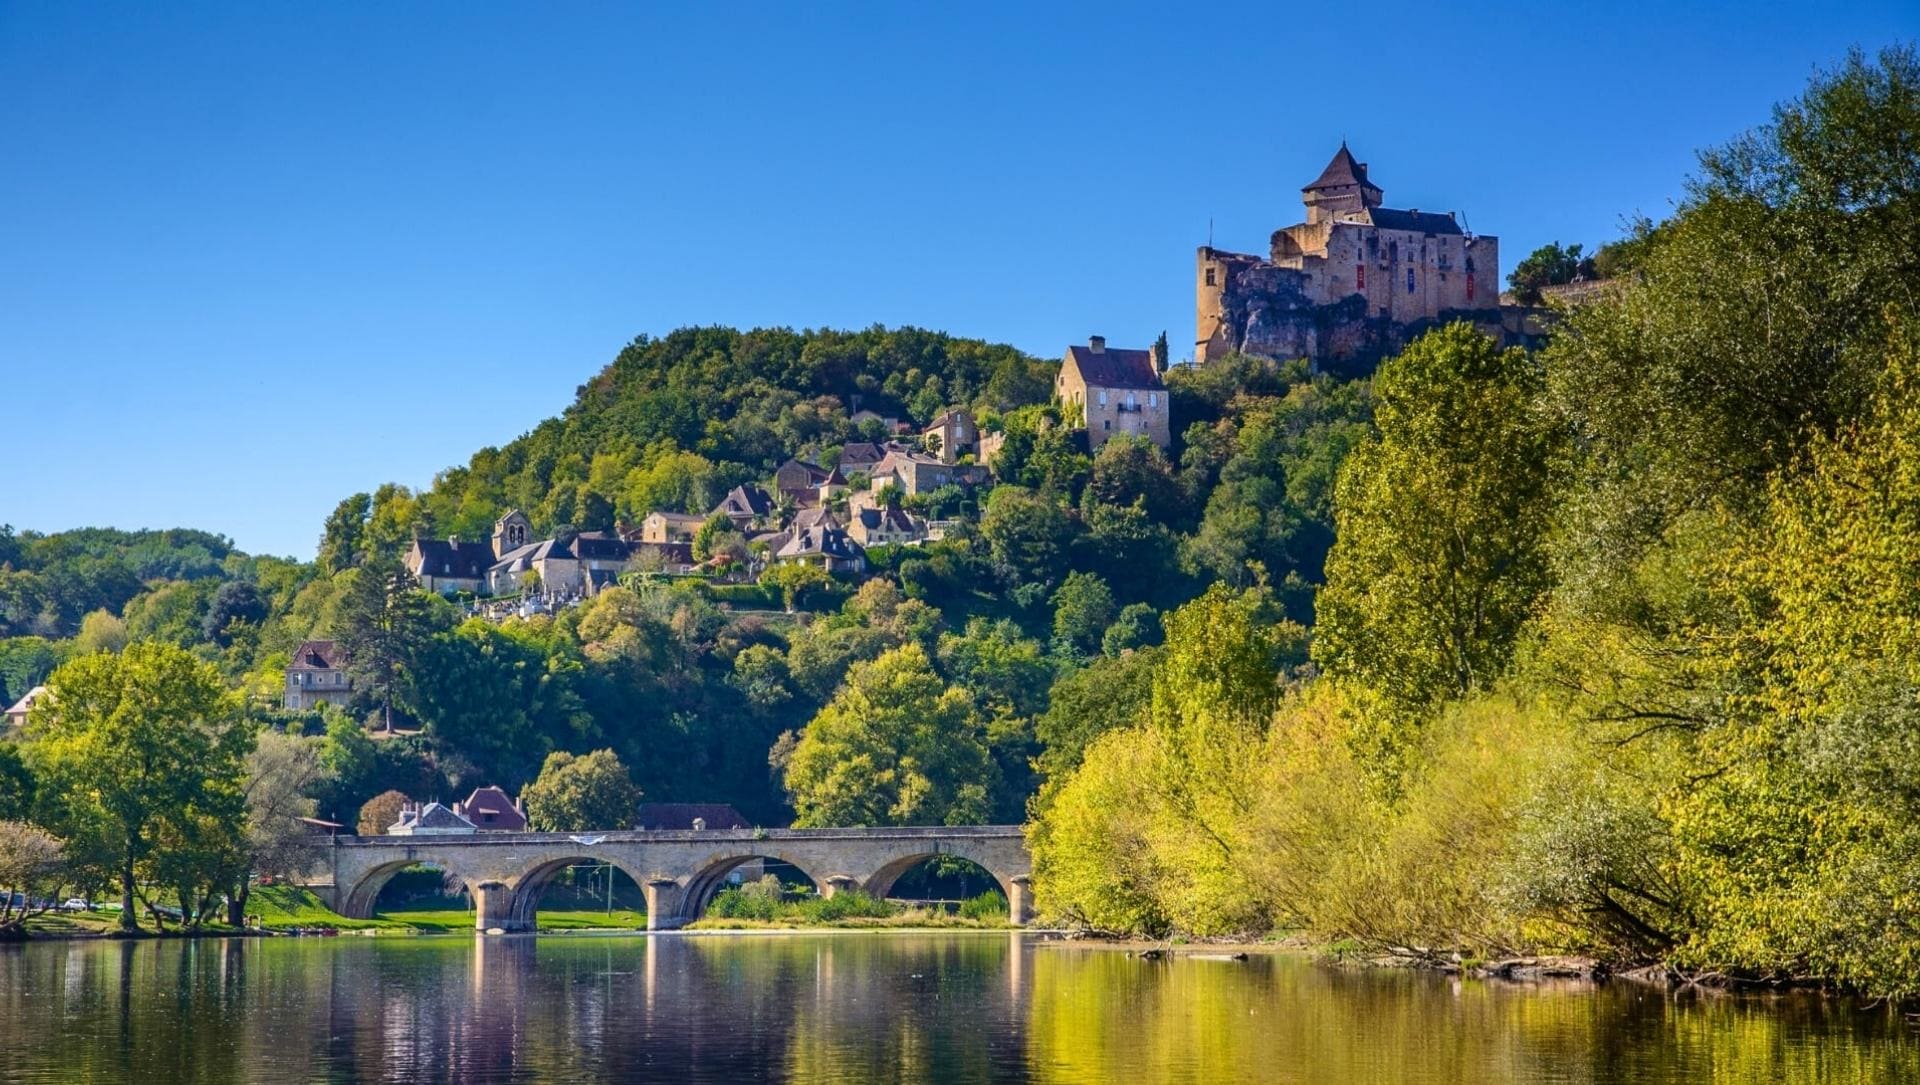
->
[{"left": 958, "top": 890, "right": 1008, "bottom": 922}]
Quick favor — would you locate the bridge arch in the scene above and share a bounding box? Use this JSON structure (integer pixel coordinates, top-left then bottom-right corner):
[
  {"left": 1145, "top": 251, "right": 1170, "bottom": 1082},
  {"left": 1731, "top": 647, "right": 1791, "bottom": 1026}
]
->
[
  {"left": 338, "top": 857, "right": 479, "bottom": 919},
  {"left": 503, "top": 854, "right": 653, "bottom": 930},
  {"left": 862, "top": 850, "right": 1015, "bottom": 903},
  {"left": 674, "top": 851, "right": 829, "bottom": 924}
]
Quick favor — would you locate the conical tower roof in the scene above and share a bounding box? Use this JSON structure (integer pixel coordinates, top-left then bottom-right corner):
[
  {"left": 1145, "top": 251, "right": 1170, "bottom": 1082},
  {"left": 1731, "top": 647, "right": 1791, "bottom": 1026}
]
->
[{"left": 1302, "top": 142, "right": 1381, "bottom": 195}]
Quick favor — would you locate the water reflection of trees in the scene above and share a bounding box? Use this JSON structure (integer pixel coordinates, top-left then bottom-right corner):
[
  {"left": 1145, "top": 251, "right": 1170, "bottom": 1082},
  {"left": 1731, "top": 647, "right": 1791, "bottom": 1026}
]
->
[
  {"left": 1, "top": 938, "right": 1917, "bottom": 1082},
  {"left": 1022, "top": 949, "right": 1920, "bottom": 1083}
]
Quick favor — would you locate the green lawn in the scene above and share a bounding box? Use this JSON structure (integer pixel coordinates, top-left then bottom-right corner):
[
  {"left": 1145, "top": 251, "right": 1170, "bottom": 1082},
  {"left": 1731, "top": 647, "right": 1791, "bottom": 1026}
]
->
[{"left": 243, "top": 886, "right": 647, "bottom": 932}]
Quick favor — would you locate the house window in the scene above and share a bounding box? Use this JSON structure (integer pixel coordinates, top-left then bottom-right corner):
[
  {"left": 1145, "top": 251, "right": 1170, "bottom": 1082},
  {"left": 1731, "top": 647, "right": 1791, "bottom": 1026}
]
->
[
  {"left": 1149, "top": 392, "right": 1158, "bottom": 408},
  {"left": 1205, "top": 267, "right": 1216, "bottom": 286},
  {"left": 1097, "top": 390, "right": 1108, "bottom": 406},
  {"left": 1103, "top": 420, "right": 1111, "bottom": 431}
]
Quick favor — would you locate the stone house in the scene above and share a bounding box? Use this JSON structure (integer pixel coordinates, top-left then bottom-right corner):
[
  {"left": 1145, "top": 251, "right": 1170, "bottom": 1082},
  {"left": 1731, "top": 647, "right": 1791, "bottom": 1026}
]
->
[
  {"left": 452, "top": 786, "right": 528, "bottom": 832},
  {"left": 285, "top": 641, "right": 353, "bottom": 711},
  {"left": 406, "top": 535, "right": 495, "bottom": 595},
  {"left": 488, "top": 531, "right": 635, "bottom": 597},
  {"left": 1195, "top": 143, "right": 1505, "bottom": 370},
  {"left": 638, "top": 510, "right": 703, "bottom": 544},
  {"left": 1058, "top": 336, "right": 1171, "bottom": 451},
  {"left": 869, "top": 449, "right": 990, "bottom": 496},
  {"left": 775, "top": 525, "right": 867, "bottom": 574},
  {"left": 921, "top": 409, "right": 978, "bottom": 464},
  {"left": 849, "top": 505, "right": 923, "bottom": 547}
]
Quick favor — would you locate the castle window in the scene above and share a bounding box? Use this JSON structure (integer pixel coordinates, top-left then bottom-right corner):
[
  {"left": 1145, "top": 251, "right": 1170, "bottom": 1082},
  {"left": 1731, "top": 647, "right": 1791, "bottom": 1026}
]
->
[
  {"left": 1407, "top": 268, "right": 1417, "bottom": 293},
  {"left": 1205, "top": 267, "right": 1216, "bottom": 286}
]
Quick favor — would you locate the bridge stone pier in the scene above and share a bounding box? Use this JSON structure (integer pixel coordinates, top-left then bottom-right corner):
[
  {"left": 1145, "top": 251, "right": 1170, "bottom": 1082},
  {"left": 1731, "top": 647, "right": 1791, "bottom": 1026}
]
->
[{"left": 318, "top": 826, "right": 1032, "bottom": 932}]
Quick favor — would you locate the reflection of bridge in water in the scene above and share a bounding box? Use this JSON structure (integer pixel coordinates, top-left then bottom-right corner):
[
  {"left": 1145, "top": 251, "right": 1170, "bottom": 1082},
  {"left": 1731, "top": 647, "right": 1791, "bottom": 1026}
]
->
[{"left": 318, "top": 825, "right": 1032, "bottom": 931}]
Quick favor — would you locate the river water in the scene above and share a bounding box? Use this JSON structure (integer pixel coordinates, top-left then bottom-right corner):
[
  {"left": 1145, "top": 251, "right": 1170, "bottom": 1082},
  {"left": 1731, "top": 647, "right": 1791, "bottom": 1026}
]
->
[{"left": 0, "top": 932, "right": 1913, "bottom": 1083}]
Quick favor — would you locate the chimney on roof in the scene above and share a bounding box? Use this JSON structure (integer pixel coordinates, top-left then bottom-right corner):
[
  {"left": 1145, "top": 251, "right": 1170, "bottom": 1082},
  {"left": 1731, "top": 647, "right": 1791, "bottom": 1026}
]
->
[{"left": 1088, "top": 335, "right": 1106, "bottom": 354}]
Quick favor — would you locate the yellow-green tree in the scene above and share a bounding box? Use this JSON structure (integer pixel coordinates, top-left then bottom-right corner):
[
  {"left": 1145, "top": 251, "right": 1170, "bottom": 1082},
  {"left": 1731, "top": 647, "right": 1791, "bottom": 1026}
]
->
[
  {"left": 26, "top": 641, "right": 250, "bottom": 930},
  {"left": 1313, "top": 324, "right": 1558, "bottom": 729},
  {"left": 782, "top": 643, "right": 993, "bottom": 827}
]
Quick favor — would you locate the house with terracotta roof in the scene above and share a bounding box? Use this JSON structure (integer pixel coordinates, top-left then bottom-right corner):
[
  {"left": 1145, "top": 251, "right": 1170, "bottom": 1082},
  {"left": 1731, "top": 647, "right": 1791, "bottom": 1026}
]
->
[
  {"left": 1057, "top": 335, "right": 1171, "bottom": 451},
  {"left": 452, "top": 785, "right": 528, "bottom": 831},
  {"left": 285, "top": 641, "right": 353, "bottom": 711}
]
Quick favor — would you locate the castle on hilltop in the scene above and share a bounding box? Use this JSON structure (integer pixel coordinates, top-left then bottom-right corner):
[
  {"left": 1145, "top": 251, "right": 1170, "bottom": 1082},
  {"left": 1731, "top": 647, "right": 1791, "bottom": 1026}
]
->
[{"left": 1196, "top": 144, "right": 1534, "bottom": 373}]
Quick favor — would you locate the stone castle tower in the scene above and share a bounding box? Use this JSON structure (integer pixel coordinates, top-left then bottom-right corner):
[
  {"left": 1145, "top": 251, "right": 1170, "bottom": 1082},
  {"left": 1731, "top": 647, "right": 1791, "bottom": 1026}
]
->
[{"left": 1195, "top": 144, "right": 1506, "bottom": 373}]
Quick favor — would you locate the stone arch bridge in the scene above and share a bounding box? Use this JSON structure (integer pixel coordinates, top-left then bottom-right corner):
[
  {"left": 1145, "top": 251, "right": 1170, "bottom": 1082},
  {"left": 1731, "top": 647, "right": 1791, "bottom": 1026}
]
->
[{"left": 317, "top": 825, "right": 1031, "bottom": 932}]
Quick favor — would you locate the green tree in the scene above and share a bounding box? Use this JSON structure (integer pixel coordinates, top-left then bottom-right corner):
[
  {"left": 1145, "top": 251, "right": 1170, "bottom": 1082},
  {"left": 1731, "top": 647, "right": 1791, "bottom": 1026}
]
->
[
  {"left": 783, "top": 643, "right": 995, "bottom": 827},
  {"left": 202, "top": 580, "right": 268, "bottom": 646},
  {"left": 692, "top": 511, "right": 741, "bottom": 562},
  {"left": 317, "top": 492, "right": 372, "bottom": 573},
  {"left": 521, "top": 748, "right": 642, "bottom": 832},
  {"left": 25, "top": 642, "right": 250, "bottom": 930},
  {"left": 761, "top": 561, "right": 833, "bottom": 612},
  {"left": 330, "top": 559, "right": 439, "bottom": 732},
  {"left": 1506, "top": 241, "right": 1591, "bottom": 303},
  {"left": 73, "top": 609, "right": 127, "bottom": 655},
  {"left": 980, "top": 486, "right": 1076, "bottom": 588},
  {"left": 1051, "top": 571, "right": 1116, "bottom": 656},
  {"left": 0, "top": 744, "right": 34, "bottom": 821},
  {"left": 1313, "top": 325, "right": 1559, "bottom": 722}
]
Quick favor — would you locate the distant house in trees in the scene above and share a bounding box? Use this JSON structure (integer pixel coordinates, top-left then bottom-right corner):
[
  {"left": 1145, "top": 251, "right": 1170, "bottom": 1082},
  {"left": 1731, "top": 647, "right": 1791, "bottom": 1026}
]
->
[
  {"left": 869, "top": 449, "right": 990, "bottom": 496},
  {"left": 406, "top": 535, "right": 494, "bottom": 595},
  {"left": 849, "top": 506, "right": 923, "bottom": 547},
  {"left": 713, "top": 484, "right": 775, "bottom": 530},
  {"left": 285, "top": 641, "right": 352, "bottom": 711},
  {"left": 386, "top": 801, "right": 477, "bottom": 836},
  {"left": 775, "top": 524, "right": 867, "bottom": 574},
  {"left": 452, "top": 786, "right": 527, "bottom": 831},
  {"left": 921, "top": 408, "right": 978, "bottom": 464},
  {"left": 836, "top": 441, "right": 891, "bottom": 473},
  {"left": 772, "top": 459, "right": 849, "bottom": 508},
  {"left": 4, "top": 685, "right": 47, "bottom": 729},
  {"left": 1058, "top": 335, "right": 1170, "bottom": 451},
  {"left": 487, "top": 531, "right": 637, "bottom": 597},
  {"left": 637, "top": 511, "right": 704, "bottom": 544}
]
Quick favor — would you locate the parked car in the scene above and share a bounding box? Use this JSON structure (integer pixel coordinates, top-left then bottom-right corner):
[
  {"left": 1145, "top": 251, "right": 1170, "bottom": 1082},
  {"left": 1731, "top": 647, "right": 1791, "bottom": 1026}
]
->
[{"left": 61, "top": 898, "right": 90, "bottom": 912}]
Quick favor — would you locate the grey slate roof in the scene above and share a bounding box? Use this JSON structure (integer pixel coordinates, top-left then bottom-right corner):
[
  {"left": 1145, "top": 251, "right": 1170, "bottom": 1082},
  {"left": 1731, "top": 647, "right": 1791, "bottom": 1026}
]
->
[
  {"left": 1366, "top": 207, "right": 1464, "bottom": 236},
  {"left": 411, "top": 538, "right": 494, "bottom": 580},
  {"left": 1065, "top": 345, "right": 1165, "bottom": 391},
  {"left": 777, "top": 525, "right": 865, "bottom": 562},
  {"left": 716, "top": 484, "right": 774, "bottom": 519}
]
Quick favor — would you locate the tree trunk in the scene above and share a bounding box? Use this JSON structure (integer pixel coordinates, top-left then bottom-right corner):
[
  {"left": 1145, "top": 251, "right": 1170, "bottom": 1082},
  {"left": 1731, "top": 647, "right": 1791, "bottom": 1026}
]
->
[
  {"left": 227, "top": 881, "right": 249, "bottom": 928},
  {"left": 118, "top": 860, "right": 138, "bottom": 932}
]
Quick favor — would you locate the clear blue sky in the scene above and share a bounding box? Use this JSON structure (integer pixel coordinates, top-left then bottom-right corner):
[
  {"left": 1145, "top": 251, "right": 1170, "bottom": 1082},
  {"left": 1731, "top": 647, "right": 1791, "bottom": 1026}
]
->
[{"left": 2, "top": 2, "right": 1913, "bottom": 559}]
